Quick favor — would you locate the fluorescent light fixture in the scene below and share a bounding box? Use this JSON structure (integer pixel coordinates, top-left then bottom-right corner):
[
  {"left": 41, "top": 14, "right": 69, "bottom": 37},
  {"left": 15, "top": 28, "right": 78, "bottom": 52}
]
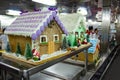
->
[
  {"left": 6, "top": 10, "right": 21, "bottom": 16},
  {"left": 32, "top": 0, "right": 56, "bottom": 6}
]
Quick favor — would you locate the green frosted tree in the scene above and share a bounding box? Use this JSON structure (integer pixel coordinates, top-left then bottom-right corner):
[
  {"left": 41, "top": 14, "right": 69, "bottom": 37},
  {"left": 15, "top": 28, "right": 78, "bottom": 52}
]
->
[
  {"left": 86, "top": 34, "right": 90, "bottom": 42},
  {"left": 5, "top": 42, "right": 11, "bottom": 52},
  {"left": 61, "top": 36, "right": 68, "bottom": 49},
  {"left": 67, "top": 33, "right": 74, "bottom": 47},
  {"left": 16, "top": 43, "right": 22, "bottom": 56},
  {"left": 68, "top": 39, "right": 71, "bottom": 47},
  {"left": 79, "top": 20, "right": 86, "bottom": 32},
  {"left": 74, "top": 36, "right": 77, "bottom": 46},
  {"left": 24, "top": 43, "right": 33, "bottom": 60}
]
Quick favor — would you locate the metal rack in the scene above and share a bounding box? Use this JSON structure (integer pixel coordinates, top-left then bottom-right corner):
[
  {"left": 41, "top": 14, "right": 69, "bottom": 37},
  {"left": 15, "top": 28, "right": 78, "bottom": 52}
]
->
[{"left": 0, "top": 43, "right": 92, "bottom": 80}]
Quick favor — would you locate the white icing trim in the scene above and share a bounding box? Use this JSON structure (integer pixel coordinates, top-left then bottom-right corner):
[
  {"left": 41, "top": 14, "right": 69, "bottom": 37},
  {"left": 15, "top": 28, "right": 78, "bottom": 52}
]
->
[
  {"left": 40, "top": 35, "right": 48, "bottom": 43},
  {"left": 53, "top": 34, "right": 59, "bottom": 42}
]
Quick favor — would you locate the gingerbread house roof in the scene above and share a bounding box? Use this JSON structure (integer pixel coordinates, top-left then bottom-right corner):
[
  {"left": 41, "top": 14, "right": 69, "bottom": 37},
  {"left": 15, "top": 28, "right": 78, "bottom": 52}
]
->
[
  {"left": 58, "top": 13, "right": 84, "bottom": 33},
  {"left": 5, "top": 10, "right": 68, "bottom": 40}
]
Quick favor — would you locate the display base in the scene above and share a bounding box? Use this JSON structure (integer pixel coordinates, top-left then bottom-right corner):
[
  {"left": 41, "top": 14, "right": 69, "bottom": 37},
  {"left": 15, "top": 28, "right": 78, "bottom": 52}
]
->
[
  {"left": 2, "top": 51, "right": 70, "bottom": 66},
  {"left": 0, "top": 50, "right": 4, "bottom": 56},
  {"left": 72, "top": 48, "right": 99, "bottom": 63},
  {"left": 2, "top": 43, "right": 91, "bottom": 66}
]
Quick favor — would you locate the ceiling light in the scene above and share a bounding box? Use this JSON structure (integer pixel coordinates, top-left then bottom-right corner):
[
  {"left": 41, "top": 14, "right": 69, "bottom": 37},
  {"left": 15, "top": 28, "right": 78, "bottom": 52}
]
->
[
  {"left": 6, "top": 10, "right": 21, "bottom": 16},
  {"left": 32, "top": 0, "right": 57, "bottom": 6}
]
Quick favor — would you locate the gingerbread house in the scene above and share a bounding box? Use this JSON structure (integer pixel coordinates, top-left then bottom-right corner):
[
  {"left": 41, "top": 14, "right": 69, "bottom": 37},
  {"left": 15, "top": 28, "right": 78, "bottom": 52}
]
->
[
  {"left": 58, "top": 13, "right": 87, "bottom": 46},
  {"left": 4, "top": 10, "right": 68, "bottom": 55},
  {"left": 58, "top": 13, "right": 86, "bottom": 33},
  {"left": 59, "top": 14, "right": 99, "bottom": 63}
]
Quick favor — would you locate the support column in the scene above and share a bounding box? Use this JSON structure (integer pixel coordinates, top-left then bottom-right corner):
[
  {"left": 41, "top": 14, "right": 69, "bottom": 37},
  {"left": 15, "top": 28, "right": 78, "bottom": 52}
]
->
[
  {"left": 116, "top": 14, "right": 120, "bottom": 44},
  {"left": 101, "top": 7, "right": 111, "bottom": 52},
  {"left": 100, "top": 0, "right": 111, "bottom": 53}
]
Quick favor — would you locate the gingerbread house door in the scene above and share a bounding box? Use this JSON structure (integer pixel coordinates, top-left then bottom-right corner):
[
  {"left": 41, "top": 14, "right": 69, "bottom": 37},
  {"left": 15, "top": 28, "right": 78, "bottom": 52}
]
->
[{"left": 48, "top": 41, "right": 55, "bottom": 54}]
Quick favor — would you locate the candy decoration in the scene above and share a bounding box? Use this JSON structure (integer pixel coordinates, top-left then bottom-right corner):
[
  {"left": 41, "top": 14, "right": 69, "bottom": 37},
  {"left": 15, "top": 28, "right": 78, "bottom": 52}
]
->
[
  {"left": 32, "top": 33, "right": 37, "bottom": 40},
  {"left": 52, "top": 11, "right": 56, "bottom": 16},
  {"left": 48, "top": 7, "right": 57, "bottom": 11},
  {"left": 47, "top": 18, "right": 50, "bottom": 24},
  {"left": 64, "top": 30, "right": 68, "bottom": 35},
  {"left": 40, "top": 26, "right": 44, "bottom": 32},
  {"left": 60, "top": 23, "right": 63, "bottom": 27},
  {"left": 36, "top": 29, "right": 41, "bottom": 36},
  {"left": 55, "top": 16, "right": 59, "bottom": 21},
  {"left": 49, "top": 15, "right": 53, "bottom": 20},
  {"left": 44, "top": 22, "right": 48, "bottom": 27},
  {"left": 57, "top": 20, "right": 61, "bottom": 25}
]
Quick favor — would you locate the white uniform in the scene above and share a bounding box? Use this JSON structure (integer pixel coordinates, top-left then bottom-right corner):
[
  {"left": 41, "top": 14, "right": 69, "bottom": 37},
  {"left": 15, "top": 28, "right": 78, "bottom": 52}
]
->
[{"left": 0, "top": 34, "right": 8, "bottom": 49}]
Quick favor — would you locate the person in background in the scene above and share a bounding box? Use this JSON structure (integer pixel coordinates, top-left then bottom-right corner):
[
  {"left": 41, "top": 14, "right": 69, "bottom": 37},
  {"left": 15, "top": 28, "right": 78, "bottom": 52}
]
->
[
  {"left": 94, "top": 28, "right": 101, "bottom": 51},
  {"left": 110, "top": 34, "right": 117, "bottom": 47},
  {"left": 94, "top": 28, "right": 99, "bottom": 39},
  {"left": 77, "top": 38, "right": 81, "bottom": 47},
  {"left": 86, "top": 26, "right": 94, "bottom": 35},
  {"left": 0, "top": 28, "right": 9, "bottom": 50},
  {"left": 86, "top": 26, "right": 94, "bottom": 39}
]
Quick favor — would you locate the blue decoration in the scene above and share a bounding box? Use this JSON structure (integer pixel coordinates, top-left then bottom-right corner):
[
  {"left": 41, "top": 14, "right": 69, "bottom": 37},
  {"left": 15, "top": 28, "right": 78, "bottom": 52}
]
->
[{"left": 88, "top": 39, "right": 98, "bottom": 53}]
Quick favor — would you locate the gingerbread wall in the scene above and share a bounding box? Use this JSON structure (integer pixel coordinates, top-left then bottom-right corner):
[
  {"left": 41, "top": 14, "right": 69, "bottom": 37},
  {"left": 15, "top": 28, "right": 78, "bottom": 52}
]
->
[
  {"left": 8, "top": 20, "right": 64, "bottom": 55},
  {"left": 8, "top": 35, "right": 31, "bottom": 55},
  {"left": 38, "top": 20, "right": 63, "bottom": 54}
]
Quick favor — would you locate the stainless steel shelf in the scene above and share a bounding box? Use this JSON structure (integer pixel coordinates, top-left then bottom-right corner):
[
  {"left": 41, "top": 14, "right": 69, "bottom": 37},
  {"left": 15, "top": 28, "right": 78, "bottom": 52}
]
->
[
  {"left": 0, "top": 43, "right": 92, "bottom": 80},
  {"left": 41, "top": 62, "right": 84, "bottom": 80}
]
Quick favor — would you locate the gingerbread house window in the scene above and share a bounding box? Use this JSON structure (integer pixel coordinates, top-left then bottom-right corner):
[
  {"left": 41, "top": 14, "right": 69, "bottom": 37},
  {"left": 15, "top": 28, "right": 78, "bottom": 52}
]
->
[
  {"left": 53, "top": 34, "right": 59, "bottom": 42},
  {"left": 40, "top": 35, "right": 47, "bottom": 43},
  {"left": 75, "top": 31, "right": 79, "bottom": 37},
  {"left": 75, "top": 32, "right": 78, "bottom": 35}
]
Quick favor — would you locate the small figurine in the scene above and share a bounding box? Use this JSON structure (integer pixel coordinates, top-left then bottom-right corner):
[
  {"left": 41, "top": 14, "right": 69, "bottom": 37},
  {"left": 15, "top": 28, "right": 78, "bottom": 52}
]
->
[
  {"left": 32, "top": 49, "right": 40, "bottom": 61},
  {"left": 77, "top": 38, "right": 81, "bottom": 47}
]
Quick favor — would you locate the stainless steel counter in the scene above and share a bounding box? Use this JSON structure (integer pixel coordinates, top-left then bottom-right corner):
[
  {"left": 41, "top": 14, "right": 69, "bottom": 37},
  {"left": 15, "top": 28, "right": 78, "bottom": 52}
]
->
[
  {"left": 30, "top": 72, "right": 62, "bottom": 80},
  {"left": 42, "top": 62, "right": 84, "bottom": 80}
]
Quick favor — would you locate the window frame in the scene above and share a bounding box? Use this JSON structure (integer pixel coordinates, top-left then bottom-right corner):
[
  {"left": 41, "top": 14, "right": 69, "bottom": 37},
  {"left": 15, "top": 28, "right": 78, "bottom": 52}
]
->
[
  {"left": 53, "top": 34, "right": 59, "bottom": 42},
  {"left": 40, "top": 35, "right": 48, "bottom": 43}
]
